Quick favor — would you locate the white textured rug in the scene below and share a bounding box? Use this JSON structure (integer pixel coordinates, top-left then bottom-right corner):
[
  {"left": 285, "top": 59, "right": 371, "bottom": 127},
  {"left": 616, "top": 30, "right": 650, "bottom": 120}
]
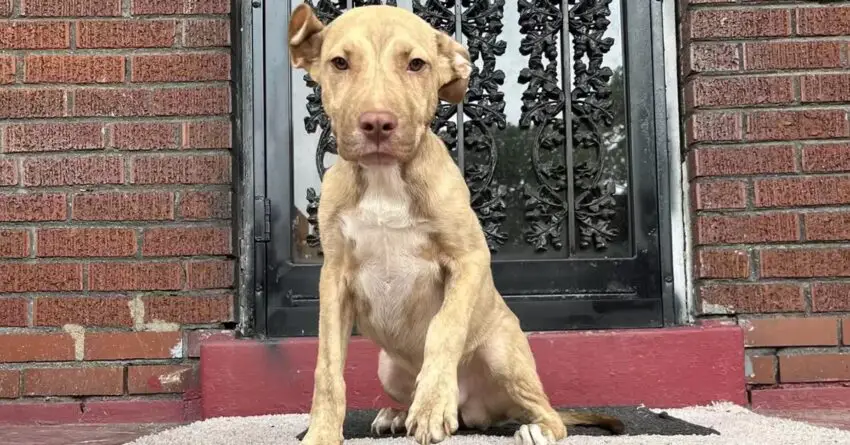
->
[{"left": 125, "top": 403, "right": 850, "bottom": 445}]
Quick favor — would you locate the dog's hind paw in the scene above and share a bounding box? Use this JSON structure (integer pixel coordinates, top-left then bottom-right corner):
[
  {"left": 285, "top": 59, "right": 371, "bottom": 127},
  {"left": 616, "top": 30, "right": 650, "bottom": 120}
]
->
[
  {"left": 513, "top": 424, "right": 559, "bottom": 445},
  {"left": 371, "top": 407, "right": 408, "bottom": 436}
]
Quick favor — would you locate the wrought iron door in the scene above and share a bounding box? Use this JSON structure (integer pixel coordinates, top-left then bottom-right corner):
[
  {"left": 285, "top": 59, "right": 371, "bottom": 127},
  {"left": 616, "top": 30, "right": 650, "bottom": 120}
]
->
[{"left": 252, "top": 0, "right": 675, "bottom": 337}]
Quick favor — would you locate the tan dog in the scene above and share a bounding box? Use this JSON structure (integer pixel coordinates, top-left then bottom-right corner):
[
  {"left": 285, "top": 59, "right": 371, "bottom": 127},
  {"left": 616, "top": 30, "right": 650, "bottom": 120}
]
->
[{"left": 287, "top": 4, "right": 624, "bottom": 445}]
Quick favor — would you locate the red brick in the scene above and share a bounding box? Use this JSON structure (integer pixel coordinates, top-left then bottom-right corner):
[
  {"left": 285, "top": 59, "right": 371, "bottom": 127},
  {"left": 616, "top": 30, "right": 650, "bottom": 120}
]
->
[
  {"left": 187, "top": 0, "right": 229, "bottom": 14},
  {"left": 35, "top": 296, "right": 132, "bottom": 327},
  {"left": 143, "top": 226, "right": 231, "bottom": 256},
  {"left": 88, "top": 261, "right": 182, "bottom": 291},
  {"left": 0, "top": 263, "right": 82, "bottom": 292},
  {"left": 132, "top": 0, "right": 230, "bottom": 14},
  {"left": 685, "top": 112, "right": 742, "bottom": 144},
  {"left": 696, "top": 249, "right": 749, "bottom": 279},
  {"left": 700, "top": 284, "right": 804, "bottom": 314},
  {"left": 686, "top": 76, "right": 793, "bottom": 108},
  {"left": 747, "top": 355, "right": 776, "bottom": 385},
  {"left": 0, "top": 333, "right": 75, "bottom": 362},
  {"left": 755, "top": 177, "right": 850, "bottom": 207},
  {"left": 128, "top": 365, "right": 194, "bottom": 394},
  {"left": 74, "top": 87, "right": 230, "bottom": 117},
  {"left": 0, "top": 298, "right": 27, "bottom": 327},
  {"left": 690, "top": 145, "right": 795, "bottom": 177},
  {"left": 0, "top": 193, "right": 66, "bottom": 222},
  {"left": 779, "top": 354, "right": 850, "bottom": 383},
  {"left": 73, "top": 192, "right": 174, "bottom": 221},
  {"left": 844, "top": 319, "right": 850, "bottom": 345},
  {"left": 0, "top": 159, "right": 16, "bottom": 186},
  {"left": 811, "top": 283, "right": 850, "bottom": 312},
  {"left": 132, "top": 53, "right": 230, "bottom": 82},
  {"left": 683, "top": 43, "right": 740, "bottom": 75},
  {"left": 180, "top": 191, "right": 231, "bottom": 220},
  {"left": 132, "top": 154, "right": 231, "bottom": 184},
  {"left": 805, "top": 213, "right": 850, "bottom": 242},
  {"left": 0, "top": 22, "right": 69, "bottom": 49},
  {"left": 4, "top": 123, "right": 104, "bottom": 153},
  {"left": 186, "top": 329, "right": 234, "bottom": 357},
  {"left": 144, "top": 294, "right": 233, "bottom": 324},
  {"left": 77, "top": 20, "right": 176, "bottom": 48},
  {"left": 0, "top": 89, "right": 64, "bottom": 118},
  {"left": 743, "top": 317, "right": 839, "bottom": 347},
  {"left": 0, "top": 55, "right": 14, "bottom": 83},
  {"left": 23, "top": 156, "right": 124, "bottom": 187},
  {"left": 24, "top": 367, "right": 123, "bottom": 396},
  {"left": 86, "top": 331, "right": 181, "bottom": 360},
  {"left": 690, "top": 9, "right": 790, "bottom": 39},
  {"left": 183, "top": 121, "right": 231, "bottom": 149},
  {"left": 132, "top": 0, "right": 179, "bottom": 14},
  {"left": 761, "top": 249, "right": 850, "bottom": 278},
  {"left": 744, "top": 41, "right": 842, "bottom": 71},
  {"left": 24, "top": 55, "right": 124, "bottom": 84},
  {"left": 187, "top": 260, "right": 233, "bottom": 289},
  {"left": 184, "top": 19, "right": 230, "bottom": 47},
  {"left": 696, "top": 214, "right": 798, "bottom": 245},
  {"left": 803, "top": 143, "right": 850, "bottom": 173},
  {"left": 0, "top": 230, "right": 28, "bottom": 258},
  {"left": 0, "top": 370, "right": 19, "bottom": 398},
  {"left": 37, "top": 228, "right": 136, "bottom": 257},
  {"left": 801, "top": 74, "right": 850, "bottom": 104},
  {"left": 797, "top": 6, "right": 850, "bottom": 36},
  {"left": 22, "top": 0, "right": 121, "bottom": 16},
  {"left": 747, "top": 110, "right": 848, "bottom": 142},
  {"left": 111, "top": 123, "right": 179, "bottom": 150}
]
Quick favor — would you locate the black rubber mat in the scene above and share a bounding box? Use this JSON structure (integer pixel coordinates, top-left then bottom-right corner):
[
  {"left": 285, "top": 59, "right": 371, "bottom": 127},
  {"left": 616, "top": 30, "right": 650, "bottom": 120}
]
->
[{"left": 295, "top": 406, "right": 720, "bottom": 440}]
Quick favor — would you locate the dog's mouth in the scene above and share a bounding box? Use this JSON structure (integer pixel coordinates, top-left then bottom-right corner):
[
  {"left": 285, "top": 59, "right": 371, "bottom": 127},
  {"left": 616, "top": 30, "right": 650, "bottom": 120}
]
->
[{"left": 357, "top": 152, "right": 398, "bottom": 166}]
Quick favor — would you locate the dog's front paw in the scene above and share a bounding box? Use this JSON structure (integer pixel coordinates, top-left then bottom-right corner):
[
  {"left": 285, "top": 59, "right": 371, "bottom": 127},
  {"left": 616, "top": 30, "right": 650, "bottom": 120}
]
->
[
  {"left": 300, "top": 426, "right": 342, "bottom": 445},
  {"left": 405, "top": 375, "right": 459, "bottom": 444}
]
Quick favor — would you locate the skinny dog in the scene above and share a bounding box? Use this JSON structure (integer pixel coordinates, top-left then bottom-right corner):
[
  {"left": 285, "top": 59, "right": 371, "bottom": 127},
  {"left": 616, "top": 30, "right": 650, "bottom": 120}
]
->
[{"left": 288, "top": 4, "right": 624, "bottom": 445}]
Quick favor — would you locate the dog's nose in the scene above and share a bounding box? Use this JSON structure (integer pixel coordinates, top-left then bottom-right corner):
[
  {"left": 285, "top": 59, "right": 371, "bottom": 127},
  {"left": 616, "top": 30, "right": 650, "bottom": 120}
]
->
[{"left": 358, "top": 111, "right": 398, "bottom": 143}]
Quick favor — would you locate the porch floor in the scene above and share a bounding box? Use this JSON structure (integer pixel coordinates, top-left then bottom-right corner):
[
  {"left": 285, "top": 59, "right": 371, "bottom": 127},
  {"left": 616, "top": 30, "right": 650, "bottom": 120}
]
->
[
  {"left": 1, "top": 410, "right": 848, "bottom": 445},
  {"left": 1, "top": 408, "right": 846, "bottom": 445}
]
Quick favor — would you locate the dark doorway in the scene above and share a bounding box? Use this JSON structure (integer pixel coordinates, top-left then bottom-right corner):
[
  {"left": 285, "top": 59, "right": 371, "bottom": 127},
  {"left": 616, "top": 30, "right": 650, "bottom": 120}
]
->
[{"left": 248, "top": 0, "right": 675, "bottom": 337}]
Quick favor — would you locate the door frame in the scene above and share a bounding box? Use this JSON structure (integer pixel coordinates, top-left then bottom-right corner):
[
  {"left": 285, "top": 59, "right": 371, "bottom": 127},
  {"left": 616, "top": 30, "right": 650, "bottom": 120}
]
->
[{"left": 231, "top": 0, "right": 689, "bottom": 339}]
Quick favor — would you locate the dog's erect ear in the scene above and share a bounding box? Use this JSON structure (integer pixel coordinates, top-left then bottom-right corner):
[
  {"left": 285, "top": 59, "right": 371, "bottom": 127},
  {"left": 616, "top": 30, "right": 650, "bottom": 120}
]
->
[
  {"left": 289, "top": 3, "right": 325, "bottom": 71},
  {"left": 435, "top": 31, "right": 471, "bottom": 104}
]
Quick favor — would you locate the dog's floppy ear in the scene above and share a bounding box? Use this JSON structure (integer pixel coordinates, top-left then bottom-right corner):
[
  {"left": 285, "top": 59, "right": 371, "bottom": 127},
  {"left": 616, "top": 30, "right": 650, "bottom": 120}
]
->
[
  {"left": 289, "top": 3, "right": 325, "bottom": 71},
  {"left": 435, "top": 31, "right": 471, "bottom": 104}
]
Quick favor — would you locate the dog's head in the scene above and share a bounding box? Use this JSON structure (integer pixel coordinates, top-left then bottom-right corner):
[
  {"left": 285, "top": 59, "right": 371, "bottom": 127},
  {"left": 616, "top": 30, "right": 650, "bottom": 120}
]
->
[{"left": 288, "top": 4, "right": 470, "bottom": 167}]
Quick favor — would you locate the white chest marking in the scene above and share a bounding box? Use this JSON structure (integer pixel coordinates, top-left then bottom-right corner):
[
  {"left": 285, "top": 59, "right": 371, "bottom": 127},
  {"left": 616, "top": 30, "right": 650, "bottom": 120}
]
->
[{"left": 339, "top": 166, "right": 439, "bottom": 328}]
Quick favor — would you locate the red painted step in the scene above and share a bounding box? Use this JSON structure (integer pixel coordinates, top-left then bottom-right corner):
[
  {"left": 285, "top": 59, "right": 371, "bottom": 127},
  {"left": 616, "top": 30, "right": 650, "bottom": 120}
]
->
[{"left": 200, "top": 326, "right": 746, "bottom": 419}]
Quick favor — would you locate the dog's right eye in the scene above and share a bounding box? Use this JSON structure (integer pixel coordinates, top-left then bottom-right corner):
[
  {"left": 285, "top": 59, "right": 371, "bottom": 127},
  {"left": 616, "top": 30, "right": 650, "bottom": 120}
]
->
[{"left": 331, "top": 57, "right": 349, "bottom": 71}]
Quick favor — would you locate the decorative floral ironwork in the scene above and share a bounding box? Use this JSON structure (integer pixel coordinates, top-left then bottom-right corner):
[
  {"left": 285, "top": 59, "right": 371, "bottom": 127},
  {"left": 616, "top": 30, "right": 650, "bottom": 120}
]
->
[
  {"left": 519, "top": 0, "right": 618, "bottom": 252},
  {"left": 459, "top": 0, "right": 508, "bottom": 251}
]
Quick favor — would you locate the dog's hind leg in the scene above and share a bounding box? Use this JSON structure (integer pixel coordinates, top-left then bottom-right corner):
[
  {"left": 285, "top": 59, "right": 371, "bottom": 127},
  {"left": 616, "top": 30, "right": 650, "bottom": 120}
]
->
[{"left": 371, "top": 349, "right": 415, "bottom": 436}]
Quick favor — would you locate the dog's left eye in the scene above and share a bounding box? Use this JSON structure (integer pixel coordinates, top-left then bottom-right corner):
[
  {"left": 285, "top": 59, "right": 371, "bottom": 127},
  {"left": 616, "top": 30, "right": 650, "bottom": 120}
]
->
[{"left": 407, "top": 58, "right": 426, "bottom": 72}]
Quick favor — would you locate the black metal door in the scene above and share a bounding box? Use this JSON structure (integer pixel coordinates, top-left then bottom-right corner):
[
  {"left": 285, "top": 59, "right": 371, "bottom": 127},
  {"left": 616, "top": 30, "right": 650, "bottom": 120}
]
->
[{"left": 253, "top": 0, "right": 675, "bottom": 337}]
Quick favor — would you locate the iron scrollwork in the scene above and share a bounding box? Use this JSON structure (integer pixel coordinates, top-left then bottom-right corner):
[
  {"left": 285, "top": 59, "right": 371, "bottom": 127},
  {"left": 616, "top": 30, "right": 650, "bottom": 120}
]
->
[
  {"left": 459, "top": 0, "right": 508, "bottom": 251},
  {"left": 519, "top": 0, "right": 618, "bottom": 252}
]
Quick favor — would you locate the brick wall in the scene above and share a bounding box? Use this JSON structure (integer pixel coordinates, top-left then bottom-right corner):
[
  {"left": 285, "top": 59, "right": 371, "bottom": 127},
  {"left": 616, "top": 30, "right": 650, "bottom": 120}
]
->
[
  {"left": 0, "top": 0, "right": 235, "bottom": 414},
  {"left": 681, "top": 0, "right": 850, "bottom": 399}
]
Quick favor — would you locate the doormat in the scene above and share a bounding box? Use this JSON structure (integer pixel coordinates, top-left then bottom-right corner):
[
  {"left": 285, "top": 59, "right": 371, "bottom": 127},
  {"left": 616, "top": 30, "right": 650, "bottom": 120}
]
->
[{"left": 295, "top": 406, "right": 719, "bottom": 440}]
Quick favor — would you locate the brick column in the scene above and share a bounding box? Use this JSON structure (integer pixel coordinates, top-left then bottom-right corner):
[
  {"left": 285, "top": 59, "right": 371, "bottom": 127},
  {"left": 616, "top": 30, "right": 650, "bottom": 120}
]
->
[
  {"left": 0, "top": 0, "right": 235, "bottom": 415},
  {"left": 681, "top": 0, "right": 850, "bottom": 405}
]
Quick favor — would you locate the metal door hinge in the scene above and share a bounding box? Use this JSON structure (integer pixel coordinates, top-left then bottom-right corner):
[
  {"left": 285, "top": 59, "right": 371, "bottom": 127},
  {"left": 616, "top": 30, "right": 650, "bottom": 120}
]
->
[{"left": 255, "top": 197, "right": 271, "bottom": 243}]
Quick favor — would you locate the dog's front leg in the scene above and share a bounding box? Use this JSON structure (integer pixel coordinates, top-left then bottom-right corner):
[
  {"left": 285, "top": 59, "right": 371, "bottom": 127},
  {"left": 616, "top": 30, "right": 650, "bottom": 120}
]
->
[
  {"left": 405, "top": 252, "right": 489, "bottom": 444},
  {"left": 301, "top": 261, "right": 354, "bottom": 445}
]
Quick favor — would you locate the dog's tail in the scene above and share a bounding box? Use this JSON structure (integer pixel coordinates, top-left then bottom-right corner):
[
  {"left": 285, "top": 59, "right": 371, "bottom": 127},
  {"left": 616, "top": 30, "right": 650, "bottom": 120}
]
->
[{"left": 558, "top": 410, "right": 625, "bottom": 435}]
